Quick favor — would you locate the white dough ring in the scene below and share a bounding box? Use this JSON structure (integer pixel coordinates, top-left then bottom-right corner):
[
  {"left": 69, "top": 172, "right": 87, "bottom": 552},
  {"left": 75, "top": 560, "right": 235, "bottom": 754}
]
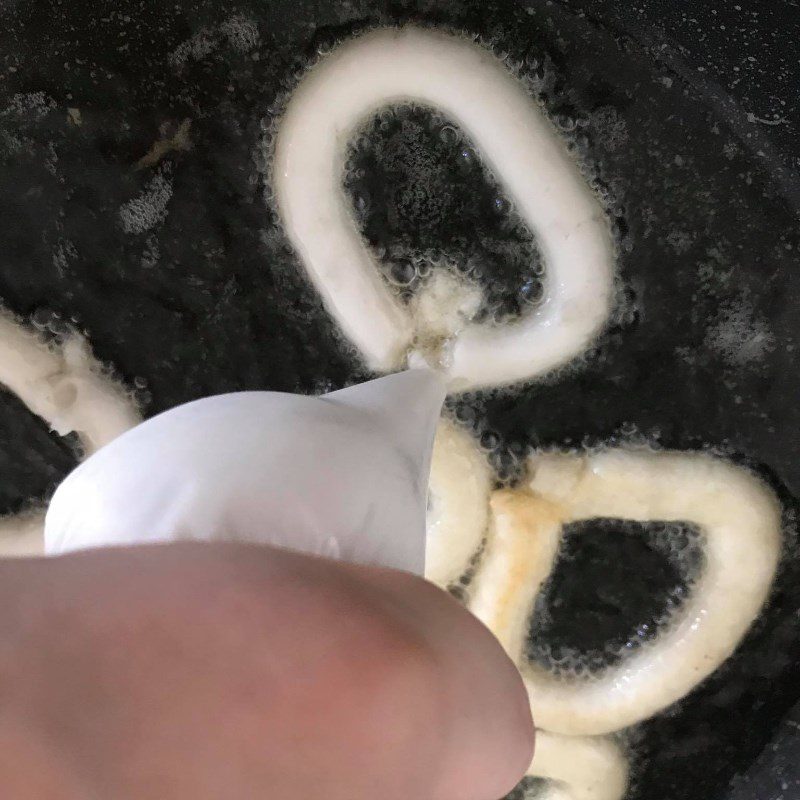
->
[
  {"left": 0, "top": 312, "right": 140, "bottom": 555},
  {"left": 528, "top": 730, "right": 629, "bottom": 800},
  {"left": 272, "top": 26, "right": 615, "bottom": 392},
  {"left": 471, "top": 449, "right": 782, "bottom": 737},
  {"left": 425, "top": 418, "right": 490, "bottom": 588}
]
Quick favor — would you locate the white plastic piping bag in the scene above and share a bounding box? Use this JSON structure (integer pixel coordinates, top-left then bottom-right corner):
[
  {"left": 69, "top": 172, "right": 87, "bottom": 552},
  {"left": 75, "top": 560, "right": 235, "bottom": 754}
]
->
[{"left": 45, "top": 370, "right": 446, "bottom": 576}]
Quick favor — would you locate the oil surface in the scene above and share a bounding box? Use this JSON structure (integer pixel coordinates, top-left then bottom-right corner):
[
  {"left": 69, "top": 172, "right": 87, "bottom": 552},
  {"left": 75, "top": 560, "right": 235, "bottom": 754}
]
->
[{"left": 0, "top": 2, "right": 798, "bottom": 800}]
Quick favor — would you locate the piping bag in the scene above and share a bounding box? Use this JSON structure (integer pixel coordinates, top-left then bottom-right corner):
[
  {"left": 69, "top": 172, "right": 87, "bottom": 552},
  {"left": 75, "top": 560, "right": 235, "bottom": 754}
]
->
[{"left": 44, "top": 369, "right": 446, "bottom": 576}]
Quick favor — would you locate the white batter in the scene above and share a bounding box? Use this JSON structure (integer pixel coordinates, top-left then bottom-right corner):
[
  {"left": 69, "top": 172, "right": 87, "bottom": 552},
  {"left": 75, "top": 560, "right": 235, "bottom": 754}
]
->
[{"left": 273, "top": 26, "right": 615, "bottom": 391}]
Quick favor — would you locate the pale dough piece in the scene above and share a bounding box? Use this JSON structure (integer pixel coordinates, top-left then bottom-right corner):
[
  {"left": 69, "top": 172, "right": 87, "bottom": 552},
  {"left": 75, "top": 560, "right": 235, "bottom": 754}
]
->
[
  {"left": 425, "top": 418, "right": 491, "bottom": 588},
  {"left": 0, "top": 313, "right": 141, "bottom": 555},
  {"left": 0, "top": 510, "right": 46, "bottom": 557},
  {"left": 529, "top": 730, "right": 629, "bottom": 800},
  {"left": 273, "top": 26, "right": 614, "bottom": 391},
  {"left": 0, "top": 313, "right": 140, "bottom": 456}
]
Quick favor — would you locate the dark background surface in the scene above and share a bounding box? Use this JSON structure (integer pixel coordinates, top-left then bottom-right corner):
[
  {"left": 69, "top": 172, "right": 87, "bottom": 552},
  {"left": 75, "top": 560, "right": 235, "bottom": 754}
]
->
[{"left": 0, "top": 1, "right": 798, "bottom": 799}]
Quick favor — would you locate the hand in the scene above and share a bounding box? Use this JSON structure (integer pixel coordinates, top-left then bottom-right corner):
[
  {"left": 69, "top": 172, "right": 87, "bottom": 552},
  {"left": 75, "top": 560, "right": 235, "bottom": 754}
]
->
[{"left": 0, "top": 542, "right": 533, "bottom": 799}]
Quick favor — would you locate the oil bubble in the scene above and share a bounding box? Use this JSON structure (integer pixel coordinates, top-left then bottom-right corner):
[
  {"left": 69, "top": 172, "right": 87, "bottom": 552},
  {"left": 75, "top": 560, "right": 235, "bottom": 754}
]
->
[{"left": 389, "top": 259, "right": 417, "bottom": 286}]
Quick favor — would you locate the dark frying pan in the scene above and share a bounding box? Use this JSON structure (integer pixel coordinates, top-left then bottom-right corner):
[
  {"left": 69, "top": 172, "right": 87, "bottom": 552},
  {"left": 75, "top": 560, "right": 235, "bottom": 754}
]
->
[{"left": 0, "top": 1, "right": 797, "bottom": 799}]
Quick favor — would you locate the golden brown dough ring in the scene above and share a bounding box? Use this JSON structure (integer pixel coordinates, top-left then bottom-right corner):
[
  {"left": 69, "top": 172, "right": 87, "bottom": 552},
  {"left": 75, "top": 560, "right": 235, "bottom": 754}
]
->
[
  {"left": 469, "top": 488, "right": 562, "bottom": 656},
  {"left": 442, "top": 487, "right": 631, "bottom": 800},
  {"left": 509, "top": 448, "right": 782, "bottom": 736},
  {"left": 425, "top": 418, "right": 490, "bottom": 588}
]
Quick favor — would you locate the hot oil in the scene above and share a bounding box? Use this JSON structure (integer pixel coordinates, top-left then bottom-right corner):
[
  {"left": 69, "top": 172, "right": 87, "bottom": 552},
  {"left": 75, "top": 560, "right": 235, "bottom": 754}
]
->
[
  {"left": 342, "top": 103, "right": 545, "bottom": 325},
  {"left": 1, "top": 4, "right": 798, "bottom": 800},
  {"left": 527, "top": 520, "right": 706, "bottom": 678}
]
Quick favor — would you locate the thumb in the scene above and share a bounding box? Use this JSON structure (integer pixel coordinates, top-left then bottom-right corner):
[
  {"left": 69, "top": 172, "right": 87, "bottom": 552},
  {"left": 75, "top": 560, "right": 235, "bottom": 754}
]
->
[{"left": 339, "top": 559, "right": 535, "bottom": 800}]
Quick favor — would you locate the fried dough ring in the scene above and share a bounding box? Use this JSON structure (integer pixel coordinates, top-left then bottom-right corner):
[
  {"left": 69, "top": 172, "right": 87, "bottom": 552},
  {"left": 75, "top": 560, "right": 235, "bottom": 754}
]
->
[
  {"left": 425, "top": 418, "right": 491, "bottom": 588},
  {"left": 273, "top": 26, "right": 614, "bottom": 391},
  {"left": 0, "top": 314, "right": 140, "bottom": 554},
  {"left": 529, "top": 730, "right": 629, "bottom": 800},
  {"left": 471, "top": 450, "right": 781, "bottom": 737}
]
